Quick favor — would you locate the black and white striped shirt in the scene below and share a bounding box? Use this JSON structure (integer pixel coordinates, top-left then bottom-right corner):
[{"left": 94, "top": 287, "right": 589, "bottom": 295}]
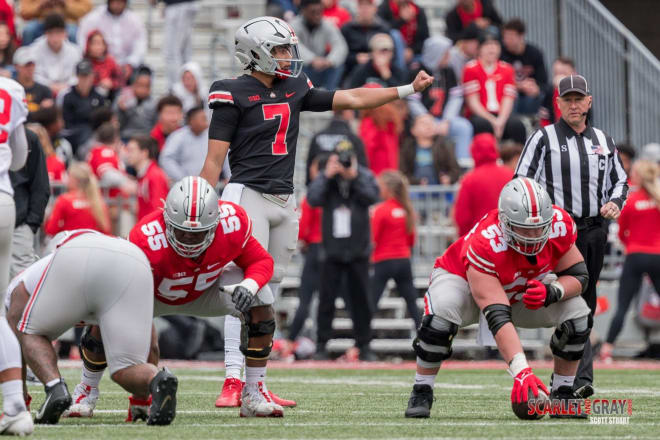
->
[{"left": 514, "top": 118, "right": 628, "bottom": 219}]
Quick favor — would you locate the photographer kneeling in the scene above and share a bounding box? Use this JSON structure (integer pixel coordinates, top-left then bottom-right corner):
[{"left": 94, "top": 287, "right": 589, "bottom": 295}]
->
[{"left": 307, "top": 144, "right": 380, "bottom": 361}]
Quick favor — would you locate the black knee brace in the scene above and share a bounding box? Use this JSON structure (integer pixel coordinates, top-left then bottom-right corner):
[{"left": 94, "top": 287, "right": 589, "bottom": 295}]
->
[
  {"left": 412, "top": 315, "right": 458, "bottom": 366},
  {"left": 550, "top": 315, "right": 592, "bottom": 360},
  {"left": 80, "top": 326, "right": 107, "bottom": 372},
  {"left": 240, "top": 319, "right": 276, "bottom": 361}
]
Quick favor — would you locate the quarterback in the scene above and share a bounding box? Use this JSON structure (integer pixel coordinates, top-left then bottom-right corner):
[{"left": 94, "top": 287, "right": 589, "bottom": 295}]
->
[
  {"left": 66, "top": 176, "right": 286, "bottom": 419},
  {"left": 404, "top": 177, "right": 592, "bottom": 419},
  {"left": 200, "top": 15, "right": 433, "bottom": 407}
]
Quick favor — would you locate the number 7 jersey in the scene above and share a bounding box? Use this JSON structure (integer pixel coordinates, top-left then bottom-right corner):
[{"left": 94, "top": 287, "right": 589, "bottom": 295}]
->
[
  {"left": 128, "top": 200, "right": 274, "bottom": 305},
  {"left": 208, "top": 73, "right": 334, "bottom": 194},
  {"left": 435, "top": 206, "right": 577, "bottom": 305}
]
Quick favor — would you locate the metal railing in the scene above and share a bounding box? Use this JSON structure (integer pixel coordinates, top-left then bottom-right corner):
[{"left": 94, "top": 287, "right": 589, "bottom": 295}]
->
[{"left": 497, "top": 0, "right": 660, "bottom": 147}]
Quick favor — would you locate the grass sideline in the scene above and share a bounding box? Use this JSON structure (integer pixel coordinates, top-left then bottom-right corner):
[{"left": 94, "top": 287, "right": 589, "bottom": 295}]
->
[{"left": 4, "top": 364, "right": 660, "bottom": 439}]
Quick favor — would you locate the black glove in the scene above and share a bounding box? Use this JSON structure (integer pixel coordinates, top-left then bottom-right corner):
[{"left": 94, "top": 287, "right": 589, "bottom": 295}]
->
[{"left": 230, "top": 286, "right": 255, "bottom": 313}]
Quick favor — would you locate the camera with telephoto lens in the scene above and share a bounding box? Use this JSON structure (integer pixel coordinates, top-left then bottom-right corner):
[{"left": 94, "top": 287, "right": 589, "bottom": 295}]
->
[{"left": 337, "top": 149, "right": 355, "bottom": 168}]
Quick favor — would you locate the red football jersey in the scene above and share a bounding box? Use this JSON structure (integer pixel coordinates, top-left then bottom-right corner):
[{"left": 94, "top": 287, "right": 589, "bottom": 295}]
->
[
  {"left": 463, "top": 60, "right": 517, "bottom": 118},
  {"left": 136, "top": 161, "right": 169, "bottom": 220},
  {"left": 87, "top": 144, "right": 121, "bottom": 198},
  {"left": 129, "top": 200, "right": 274, "bottom": 306},
  {"left": 435, "top": 206, "right": 576, "bottom": 305},
  {"left": 44, "top": 192, "right": 111, "bottom": 235}
]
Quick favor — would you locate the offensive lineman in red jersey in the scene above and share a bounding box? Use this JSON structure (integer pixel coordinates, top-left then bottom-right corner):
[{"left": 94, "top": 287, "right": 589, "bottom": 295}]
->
[
  {"left": 65, "top": 176, "right": 287, "bottom": 419},
  {"left": 404, "top": 177, "right": 592, "bottom": 419},
  {"left": 201, "top": 15, "right": 433, "bottom": 408}
]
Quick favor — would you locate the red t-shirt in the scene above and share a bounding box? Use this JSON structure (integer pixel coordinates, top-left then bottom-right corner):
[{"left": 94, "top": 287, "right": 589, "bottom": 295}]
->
[
  {"left": 371, "top": 198, "right": 415, "bottom": 263},
  {"left": 136, "top": 161, "right": 169, "bottom": 221},
  {"left": 129, "top": 200, "right": 273, "bottom": 306},
  {"left": 618, "top": 189, "right": 660, "bottom": 255},
  {"left": 298, "top": 197, "right": 321, "bottom": 245},
  {"left": 463, "top": 59, "right": 517, "bottom": 118},
  {"left": 436, "top": 207, "right": 576, "bottom": 305},
  {"left": 44, "top": 192, "right": 111, "bottom": 236},
  {"left": 323, "top": 4, "right": 351, "bottom": 28},
  {"left": 456, "top": 0, "right": 483, "bottom": 27},
  {"left": 87, "top": 144, "right": 122, "bottom": 198},
  {"left": 46, "top": 155, "right": 66, "bottom": 184}
]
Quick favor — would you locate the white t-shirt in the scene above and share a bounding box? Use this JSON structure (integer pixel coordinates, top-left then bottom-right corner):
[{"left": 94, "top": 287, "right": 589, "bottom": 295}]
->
[{"left": 0, "top": 77, "right": 29, "bottom": 196}]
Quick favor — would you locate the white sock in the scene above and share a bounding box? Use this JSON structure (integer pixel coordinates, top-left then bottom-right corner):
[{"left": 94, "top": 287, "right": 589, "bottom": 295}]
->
[
  {"left": 224, "top": 315, "right": 244, "bottom": 380},
  {"left": 551, "top": 374, "right": 575, "bottom": 392},
  {"left": 1, "top": 380, "right": 26, "bottom": 416},
  {"left": 81, "top": 365, "right": 104, "bottom": 388},
  {"left": 245, "top": 366, "right": 266, "bottom": 385},
  {"left": 414, "top": 373, "right": 436, "bottom": 387},
  {"left": 45, "top": 378, "right": 61, "bottom": 388}
]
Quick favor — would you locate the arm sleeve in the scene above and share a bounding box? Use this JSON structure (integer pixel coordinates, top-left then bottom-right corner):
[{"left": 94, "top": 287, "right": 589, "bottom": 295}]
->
[
  {"left": 617, "top": 201, "right": 631, "bottom": 245},
  {"left": 351, "top": 167, "right": 380, "bottom": 206},
  {"left": 148, "top": 175, "right": 169, "bottom": 214},
  {"left": 26, "top": 136, "right": 50, "bottom": 230},
  {"left": 444, "top": 10, "right": 462, "bottom": 43},
  {"left": 327, "top": 24, "right": 348, "bottom": 67},
  {"left": 411, "top": 8, "right": 430, "bottom": 55},
  {"left": 44, "top": 198, "right": 65, "bottom": 236},
  {"left": 302, "top": 87, "right": 336, "bottom": 112},
  {"left": 306, "top": 174, "right": 330, "bottom": 207},
  {"left": 233, "top": 236, "right": 275, "bottom": 290},
  {"left": 158, "top": 133, "right": 185, "bottom": 181},
  {"left": 9, "top": 124, "right": 28, "bottom": 171},
  {"left": 464, "top": 240, "right": 499, "bottom": 277},
  {"left": 371, "top": 205, "right": 384, "bottom": 246},
  {"left": 453, "top": 178, "right": 473, "bottom": 237},
  {"left": 462, "top": 66, "right": 481, "bottom": 97},
  {"left": 607, "top": 139, "right": 629, "bottom": 209},
  {"left": 126, "top": 17, "right": 147, "bottom": 67},
  {"left": 514, "top": 129, "right": 545, "bottom": 180},
  {"left": 208, "top": 105, "right": 240, "bottom": 142}
]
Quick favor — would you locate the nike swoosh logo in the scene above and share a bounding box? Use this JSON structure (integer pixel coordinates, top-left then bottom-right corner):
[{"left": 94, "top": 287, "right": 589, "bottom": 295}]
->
[
  {"left": 285, "top": 92, "right": 296, "bottom": 98},
  {"left": 37, "top": 393, "right": 52, "bottom": 419},
  {"left": 207, "top": 262, "right": 221, "bottom": 270},
  {"left": 160, "top": 395, "right": 171, "bottom": 410}
]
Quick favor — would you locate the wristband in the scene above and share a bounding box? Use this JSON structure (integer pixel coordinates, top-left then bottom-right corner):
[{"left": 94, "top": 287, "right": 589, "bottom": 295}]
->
[
  {"left": 397, "top": 83, "right": 415, "bottom": 99},
  {"left": 238, "top": 278, "right": 259, "bottom": 295},
  {"left": 544, "top": 281, "right": 565, "bottom": 307},
  {"left": 507, "top": 352, "right": 529, "bottom": 378}
]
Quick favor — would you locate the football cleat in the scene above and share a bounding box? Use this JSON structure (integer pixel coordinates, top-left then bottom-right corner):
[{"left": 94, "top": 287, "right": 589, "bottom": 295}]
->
[
  {"left": 147, "top": 367, "right": 178, "bottom": 426},
  {"left": 0, "top": 411, "right": 34, "bottom": 436},
  {"left": 35, "top": 379, "right": 72, "bottom": 424},
  {"left": 405, "top": 384, "right": 434, "bottom": 418},
  {"left": 269, "top": 390, "right": 296, "bottom": 408},
  {"left": 549, "top": 386, "right": 588, "bottom": 419},
  {"left": 215, "top": 377, "right": 243, "bottom": 407},
  {"left": 62, "top": 384, "right": 99, "bottom": 418},
  {"left": 240, "top": 382, "right": 284, "bottom": 418},
  {"left": 125, "top": 396, "right": 151, "bottom": 422}
]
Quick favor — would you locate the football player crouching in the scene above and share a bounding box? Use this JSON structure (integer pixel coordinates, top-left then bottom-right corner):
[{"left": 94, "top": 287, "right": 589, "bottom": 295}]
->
[
  {"left": 404, "top": 177, "right": 592, "bottom": 419},
  {"left": 64, "top": 176, "right": 285, "bottom": 419}
]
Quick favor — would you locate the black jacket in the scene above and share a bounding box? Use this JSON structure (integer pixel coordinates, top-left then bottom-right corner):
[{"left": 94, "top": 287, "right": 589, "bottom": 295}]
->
[
  {"left": 445, "top": 0, "right": 502, "bottom": 43},
  {"left": 307, "top": 166, "right": 379, "bottom": 262},
  {"left": 61, "top": 86, "right": 109, "bottom": 155},
  {"left": 305, "top": 118, "right": 367, "bottom": 185},
  {"left": 9, "top": 129, "right": 50, "bottom": 232},
  {"left": 346, "top": 60, "right": 407, "bottom": 89},
  {"left": 340, "top": 18, "right": 391, "bottom": 81}
]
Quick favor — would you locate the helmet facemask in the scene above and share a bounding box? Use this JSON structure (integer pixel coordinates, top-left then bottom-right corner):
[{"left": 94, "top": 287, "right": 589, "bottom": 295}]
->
[
  {"left": 500, "top": 213, "right": 552, "bottom": 256},
  {"left": 164, "top": 212, "right": 218, "bottom": 259}
]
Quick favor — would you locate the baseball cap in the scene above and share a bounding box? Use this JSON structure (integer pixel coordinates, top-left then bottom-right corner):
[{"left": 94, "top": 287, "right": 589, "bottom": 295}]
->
[
  {"left": 558, "top": 75, "right": 589, "bottom": 96},
  {"left": 369, "top": 33, "right": 394, "bottom": 51},
  {"left": 13, "top": 47, "right": 37, "bottom": 66},
  {"left": 76, "top": 60, "right": 94, "bottom": 76}
]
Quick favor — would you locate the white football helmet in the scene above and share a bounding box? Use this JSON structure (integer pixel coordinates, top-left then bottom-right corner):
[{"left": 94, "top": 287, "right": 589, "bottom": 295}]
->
[
  {"left": 498, "top": 177, "right": 553, "bottom": 256},
  {"left": 163, "top": 176, "right": 220, "bottom": 258},
  {"left": 234, "top": 16, "right": 304, "bottom": 78}
]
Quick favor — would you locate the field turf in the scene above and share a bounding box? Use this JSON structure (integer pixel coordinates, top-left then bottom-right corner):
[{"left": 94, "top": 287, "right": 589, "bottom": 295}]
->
[{"left": 7, "top": 361, "right": 660, "bottom": 439}]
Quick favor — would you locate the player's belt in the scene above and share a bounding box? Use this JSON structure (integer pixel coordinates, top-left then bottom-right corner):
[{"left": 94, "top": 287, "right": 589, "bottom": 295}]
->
[{"left": 262, "top": 193, "right": 290, "bottom": 208}]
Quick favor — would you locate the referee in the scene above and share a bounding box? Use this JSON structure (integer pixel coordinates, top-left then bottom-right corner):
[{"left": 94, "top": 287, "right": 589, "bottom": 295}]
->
[{"left": 514, "top": 74, "right": 628, "bottom": 399}]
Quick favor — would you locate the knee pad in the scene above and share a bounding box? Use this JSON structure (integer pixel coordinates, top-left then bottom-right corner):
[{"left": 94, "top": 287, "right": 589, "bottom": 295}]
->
[
  {"left": 80, "top": 326, "right": 107, "bottom": 372},
  {"left": 412, "top": 315, "right": 458, "bottom": 368},
  {"left": 239, "top": 319, "right": 276, "bottom": 361},
  {"left": 550, "top": 315, "right": 592, "bottom": 361}
]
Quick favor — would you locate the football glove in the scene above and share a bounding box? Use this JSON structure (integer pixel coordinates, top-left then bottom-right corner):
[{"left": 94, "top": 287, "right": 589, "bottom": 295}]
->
[
  {"left": 511, "top": 368, "right": 549, "bottom": 404},
  {"left": 522, "top": 279, "right": 564, "bottom": 310},
  {"left": 220, "top": 279, "right": 259, "bottom": 313}
]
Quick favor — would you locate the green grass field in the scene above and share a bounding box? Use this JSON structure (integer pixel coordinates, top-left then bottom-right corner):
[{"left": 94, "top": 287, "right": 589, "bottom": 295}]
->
[{"left": 10, "top": 364, "right": 660, "bottom": 439}]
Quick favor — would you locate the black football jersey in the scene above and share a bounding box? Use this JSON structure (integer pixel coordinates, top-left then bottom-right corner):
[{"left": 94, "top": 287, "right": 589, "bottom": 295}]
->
[{"left": 208, "top": 73, "right": 335, "bottom": 194}]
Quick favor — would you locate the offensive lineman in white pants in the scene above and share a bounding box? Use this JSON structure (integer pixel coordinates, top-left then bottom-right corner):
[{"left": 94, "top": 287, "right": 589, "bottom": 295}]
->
[
  {"left": 5, "top": 231, "right": 179, "bottom": 426},
  {"left": 201, "top": 16, "right": 433, "bottom": 407},
  {"left": 0, "top": 76, "right": 32, "bottom": 436}
]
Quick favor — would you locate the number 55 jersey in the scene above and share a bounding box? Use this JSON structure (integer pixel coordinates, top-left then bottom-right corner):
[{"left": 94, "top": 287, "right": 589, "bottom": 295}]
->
[
  {"left": 208, "top": 73, "right": 335, "bottom": 195},
  {"left": 128, "top": 201, "right": 273, "bottom": 306},
  {"left": 436, "top": 206, "right": 577, "bottom": 305}
]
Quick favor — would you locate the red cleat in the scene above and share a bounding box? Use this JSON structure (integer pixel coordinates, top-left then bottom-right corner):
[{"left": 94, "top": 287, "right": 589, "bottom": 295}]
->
[
  {"left": 268, "top": 390, "right": 297, "bottom": 408},
  {"left": 215, "top": 378, "right": 243, "bottom": 407}
]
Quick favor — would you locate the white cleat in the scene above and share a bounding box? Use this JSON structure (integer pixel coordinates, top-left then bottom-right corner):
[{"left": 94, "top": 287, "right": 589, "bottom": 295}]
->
[
  {"left": 0, "top": 411, "right": 34, "bottom": 436},
  {"left": 62, "top": 384, "right": 99, "bottom": 418},
  {"left": 239, "top": 382, "right": 284, "bottom": 418}
]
